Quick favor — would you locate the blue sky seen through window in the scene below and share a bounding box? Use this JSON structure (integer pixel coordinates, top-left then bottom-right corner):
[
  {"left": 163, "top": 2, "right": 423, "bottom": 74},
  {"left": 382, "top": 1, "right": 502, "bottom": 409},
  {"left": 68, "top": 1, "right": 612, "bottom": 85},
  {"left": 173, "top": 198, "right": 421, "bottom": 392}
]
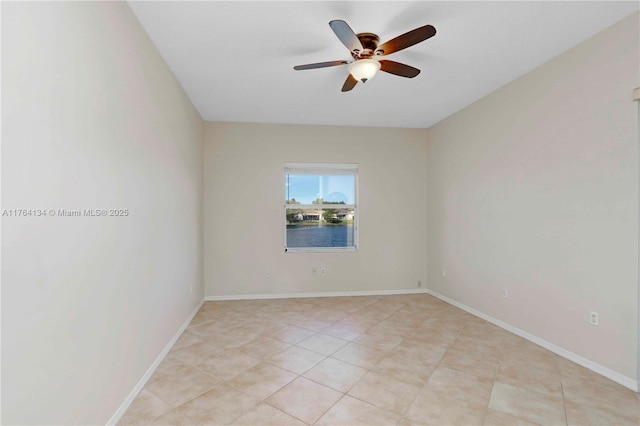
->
[{"left": 286, "top": 174, "right": 355, "bottom": 204}]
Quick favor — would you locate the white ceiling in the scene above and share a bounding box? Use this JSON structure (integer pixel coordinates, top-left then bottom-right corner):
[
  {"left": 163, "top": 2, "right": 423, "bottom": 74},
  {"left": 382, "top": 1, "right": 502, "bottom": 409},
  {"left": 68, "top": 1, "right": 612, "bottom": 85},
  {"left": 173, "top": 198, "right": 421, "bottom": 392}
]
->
[{"left": 128, "top": 1, "right": 638, "bottom": 129}]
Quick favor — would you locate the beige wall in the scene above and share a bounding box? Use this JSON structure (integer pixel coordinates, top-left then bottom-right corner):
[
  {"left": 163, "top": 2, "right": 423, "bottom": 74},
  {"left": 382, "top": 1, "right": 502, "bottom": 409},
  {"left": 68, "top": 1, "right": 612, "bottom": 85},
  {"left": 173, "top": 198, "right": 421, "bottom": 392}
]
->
[
  {"left": 426, "top": 13, "right": 639, "bottom": 381},
  {"left": 204, "top": 122, "right": 428, "bottom": 297},
  {"left": 2, "top": 2, "right": 204, "bottom": 424}
]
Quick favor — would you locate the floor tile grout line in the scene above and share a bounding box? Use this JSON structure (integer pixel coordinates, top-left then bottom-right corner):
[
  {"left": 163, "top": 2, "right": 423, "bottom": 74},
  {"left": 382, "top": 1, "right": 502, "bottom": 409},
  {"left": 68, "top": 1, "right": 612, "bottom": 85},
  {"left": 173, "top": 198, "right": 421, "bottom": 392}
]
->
[
  {"left": 307, "top": 392, "right": 347, "bottom": 426},
  {"left": 559, "top": 375, "right": 569, "bottom": 426},
  {"left": 145, "top": 379, "right": 218, "bottom": 423},
  {"left": 399, "top": 328, "right": 449, "bottom": 423},
  {"left": 341, "top": 392, "right": 405, "bottom": 422}
]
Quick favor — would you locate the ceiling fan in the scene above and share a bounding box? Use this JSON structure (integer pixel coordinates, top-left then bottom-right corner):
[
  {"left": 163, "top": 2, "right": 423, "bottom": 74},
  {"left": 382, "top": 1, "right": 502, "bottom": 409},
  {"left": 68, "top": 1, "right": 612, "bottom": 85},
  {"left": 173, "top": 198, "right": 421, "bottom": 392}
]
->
[{"left": 293, "top": 20, "right": 436, "bottom": 92}]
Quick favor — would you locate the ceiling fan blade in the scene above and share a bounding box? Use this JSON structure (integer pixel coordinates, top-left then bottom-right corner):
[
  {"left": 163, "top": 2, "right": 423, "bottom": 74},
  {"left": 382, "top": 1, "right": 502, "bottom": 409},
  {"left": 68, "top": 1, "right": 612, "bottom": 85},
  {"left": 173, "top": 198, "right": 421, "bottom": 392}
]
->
[
  {"left": 341, "top": 74, "right": 358, "bottom": 92},
  {"left": 379, "top": 60, "right": 421, "bottom": 78},
  {"left": 377, "top": 24, "right": 436, "bottom": 55},
  {"left": 329, "top": 20, "right": 364, "bottom": 53},
  {"left": 293, "top": 60, "right": 349, "bottom": 71}
]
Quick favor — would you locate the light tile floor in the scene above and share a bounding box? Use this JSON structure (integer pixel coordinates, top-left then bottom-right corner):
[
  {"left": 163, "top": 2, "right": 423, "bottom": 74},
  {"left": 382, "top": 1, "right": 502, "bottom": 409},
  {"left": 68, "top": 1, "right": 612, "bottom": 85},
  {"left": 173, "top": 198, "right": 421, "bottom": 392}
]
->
[{"left": 119, "top": 294, "right": 640, "bottom": 425}]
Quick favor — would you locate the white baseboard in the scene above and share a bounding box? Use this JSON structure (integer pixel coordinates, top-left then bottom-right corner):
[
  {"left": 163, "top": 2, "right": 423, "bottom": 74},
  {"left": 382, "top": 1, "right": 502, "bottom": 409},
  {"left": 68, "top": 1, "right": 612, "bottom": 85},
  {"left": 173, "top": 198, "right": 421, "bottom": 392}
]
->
[
  {"left": 426, "top": 289, "right": 639, "bottom": 392},
  {"left": 106, "top": 299, "right": 205, "bottom": 425},
  {"left": 205, "top": 288, "right": 428, "bottom": 301}
]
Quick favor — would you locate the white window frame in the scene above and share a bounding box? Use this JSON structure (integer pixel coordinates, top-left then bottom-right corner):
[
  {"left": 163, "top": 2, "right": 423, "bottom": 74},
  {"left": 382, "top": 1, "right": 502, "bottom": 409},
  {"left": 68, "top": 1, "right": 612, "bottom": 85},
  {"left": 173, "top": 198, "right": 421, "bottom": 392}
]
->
[{"left": 284, "top": 162, "right": 358, "bottom": 253}]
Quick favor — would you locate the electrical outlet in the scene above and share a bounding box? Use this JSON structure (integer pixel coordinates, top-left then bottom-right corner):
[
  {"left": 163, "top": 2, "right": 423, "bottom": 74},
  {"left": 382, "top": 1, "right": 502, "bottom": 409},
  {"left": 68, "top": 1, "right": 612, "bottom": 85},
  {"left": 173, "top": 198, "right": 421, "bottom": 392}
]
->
[
  {"left": 417, "top": 280, "right": 422, "bottom": 288},
  {"left": 311, "top": 267, "right": 318, "bottom": 276},
  {"left": 589, "top": 311, "right": 599, "bottom": 326},
  {"left": 265, "top": 271, "right": 271, "bottom": 277},
  {"left": 502, "top": 288, "right": 508, "bottom": 298},
  {"left": 320, "top": 267, "right": 326, "bottom": 276}
]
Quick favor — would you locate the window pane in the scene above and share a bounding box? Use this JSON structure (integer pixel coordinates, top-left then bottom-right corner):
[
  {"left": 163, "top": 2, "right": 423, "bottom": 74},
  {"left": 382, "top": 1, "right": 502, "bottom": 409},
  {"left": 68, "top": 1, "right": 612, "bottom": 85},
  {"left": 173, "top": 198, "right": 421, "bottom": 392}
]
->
[
  {"left": 286, "top": 208, "right": 355, "bottom": 248},
  {"left": 286, "top": 174, "right": 355, "bottom": 205}
]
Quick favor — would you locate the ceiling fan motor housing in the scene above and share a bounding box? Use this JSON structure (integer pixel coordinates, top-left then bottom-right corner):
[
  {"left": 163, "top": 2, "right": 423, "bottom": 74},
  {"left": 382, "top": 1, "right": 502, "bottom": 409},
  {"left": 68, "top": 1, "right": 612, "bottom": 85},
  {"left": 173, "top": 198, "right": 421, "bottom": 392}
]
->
[{"left": 352, "top": 33, "right": 383, "bottom": 59}]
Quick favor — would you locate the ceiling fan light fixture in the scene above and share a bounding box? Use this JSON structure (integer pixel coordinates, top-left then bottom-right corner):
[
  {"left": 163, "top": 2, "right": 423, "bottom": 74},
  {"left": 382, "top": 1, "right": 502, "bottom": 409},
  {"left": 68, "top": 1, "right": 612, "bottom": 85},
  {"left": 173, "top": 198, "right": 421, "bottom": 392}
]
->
[{"left": 348, "top": 59, "right": 381, "bottom": 83}]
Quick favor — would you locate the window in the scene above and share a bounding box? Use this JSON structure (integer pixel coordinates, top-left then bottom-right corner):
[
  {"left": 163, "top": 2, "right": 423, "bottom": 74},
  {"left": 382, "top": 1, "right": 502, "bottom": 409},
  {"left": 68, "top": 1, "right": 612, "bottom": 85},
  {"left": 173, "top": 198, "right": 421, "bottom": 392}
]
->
[{"left": 285, "top": 163, "right": 358, "bottom": 252}]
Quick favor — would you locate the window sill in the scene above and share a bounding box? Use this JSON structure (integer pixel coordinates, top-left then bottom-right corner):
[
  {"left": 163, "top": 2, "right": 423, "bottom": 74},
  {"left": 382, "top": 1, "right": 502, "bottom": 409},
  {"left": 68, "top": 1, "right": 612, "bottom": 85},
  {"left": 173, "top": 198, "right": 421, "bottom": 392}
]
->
[{"left": 285, "top": 247, "right": 357, "bottom": 253}]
